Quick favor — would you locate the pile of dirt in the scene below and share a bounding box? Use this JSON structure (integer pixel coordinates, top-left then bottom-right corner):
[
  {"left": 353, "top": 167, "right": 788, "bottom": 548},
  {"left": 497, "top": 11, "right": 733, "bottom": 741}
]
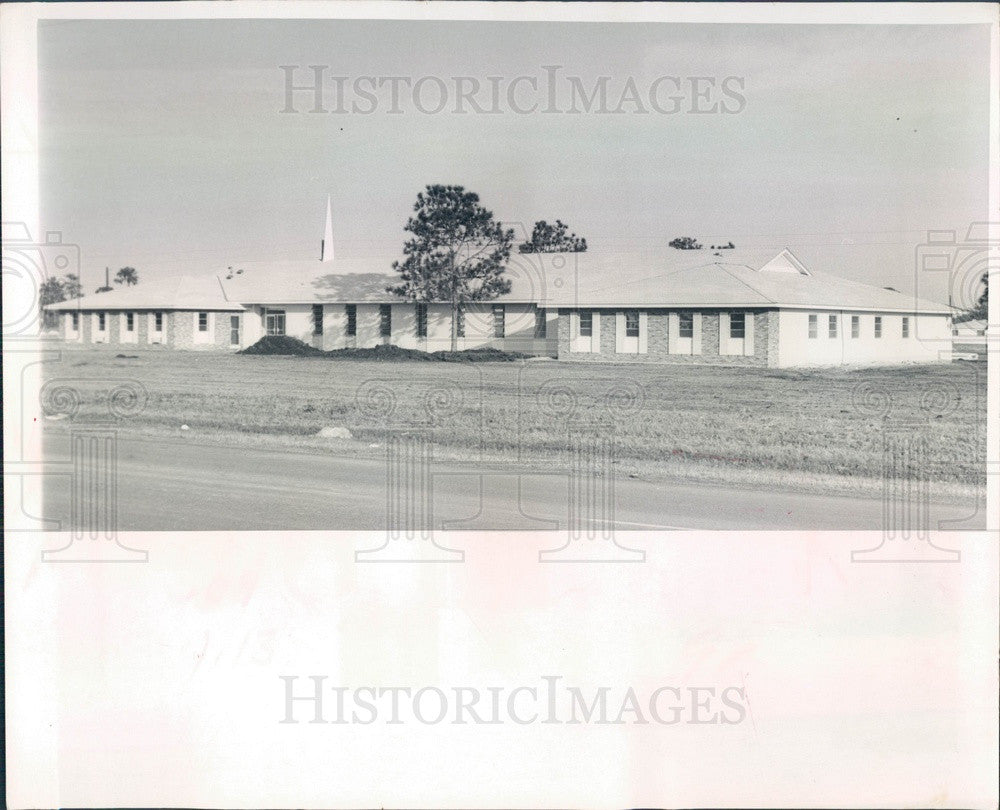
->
[
  {"left": 430, "top": 347, "right": 531, "bottom": 362},
  {"left": 240, "top": 338, "right": 532, "bottom": 362},
  {"left": 325, "top": 344, "right": 438, "bottom": 362},
  {"left": 238, "top": 336, "right": 323, "bottom": 356}
]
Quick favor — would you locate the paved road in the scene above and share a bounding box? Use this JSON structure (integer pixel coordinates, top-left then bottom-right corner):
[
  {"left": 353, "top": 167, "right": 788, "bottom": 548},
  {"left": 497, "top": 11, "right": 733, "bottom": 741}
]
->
[{"left": 40, "top": 435, "right": 983, "bottom": 532}]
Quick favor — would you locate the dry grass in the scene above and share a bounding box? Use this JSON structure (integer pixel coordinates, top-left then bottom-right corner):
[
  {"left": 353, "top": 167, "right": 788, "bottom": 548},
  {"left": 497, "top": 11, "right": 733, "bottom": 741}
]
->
[{"left": 42, "top": 347, "right": 986, "bottom": 492}]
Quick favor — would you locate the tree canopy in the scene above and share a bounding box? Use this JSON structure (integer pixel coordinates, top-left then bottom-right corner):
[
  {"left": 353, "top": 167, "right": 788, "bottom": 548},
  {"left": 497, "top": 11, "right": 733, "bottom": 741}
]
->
[
  {"left": 115, "top": 266, "right": 139, "bottom": 286},
  {"left": 63, "top": 274, "right": 83, "bottom": 299},
  {"left": 971, "top": 271, "right": 988, "bottom": 319},
  {"left": 40, "top": 277, "right": 65, "bottom": 307},
  {"left": 668, "top": 236, "right": 703, "bottom": 250},
  {"left": 388, "top": 184, "right": 514, "bottom": 350},
  {"left": 518, "top": 220, "right": 587, "bottom": 253}
]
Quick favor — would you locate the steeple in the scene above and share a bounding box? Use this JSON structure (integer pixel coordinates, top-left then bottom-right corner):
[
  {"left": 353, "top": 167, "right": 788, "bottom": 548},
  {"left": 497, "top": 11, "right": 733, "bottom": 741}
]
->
[{"left": 321, "top": 195, "right": 334, "bottom": 263}]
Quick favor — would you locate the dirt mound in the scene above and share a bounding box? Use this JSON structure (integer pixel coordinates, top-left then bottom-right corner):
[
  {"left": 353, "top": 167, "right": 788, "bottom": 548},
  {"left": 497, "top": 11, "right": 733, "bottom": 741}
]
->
[
  {"left": 325, "top": 344, "right": 437, "bottom": 362},
  {"left": 325, "top": 345, "right": 532, "bottom": 362},
  {"left": 238, "top": 336, "right": 323, "bottom": 356},
  {"left": 240, "top": 337, "right": 532, "bottom": 362},
  {"left": 430, "top": 347, "right": 531, "bottom": 362}
]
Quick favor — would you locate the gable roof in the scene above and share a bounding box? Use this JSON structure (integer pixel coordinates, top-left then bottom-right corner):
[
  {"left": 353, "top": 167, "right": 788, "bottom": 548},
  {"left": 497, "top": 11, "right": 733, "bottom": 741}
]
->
[
  {"left": 552, "top": 248, "right": 951, "bottom": 314},
  {"left": 47, "top": 274, "right": 244, "bottom": 312}
]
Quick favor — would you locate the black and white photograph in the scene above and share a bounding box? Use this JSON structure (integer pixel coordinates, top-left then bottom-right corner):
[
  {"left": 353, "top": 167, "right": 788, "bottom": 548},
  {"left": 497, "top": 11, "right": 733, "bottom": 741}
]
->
[{"left": 3, "top": 2, "right": 998, "bottom": 807}]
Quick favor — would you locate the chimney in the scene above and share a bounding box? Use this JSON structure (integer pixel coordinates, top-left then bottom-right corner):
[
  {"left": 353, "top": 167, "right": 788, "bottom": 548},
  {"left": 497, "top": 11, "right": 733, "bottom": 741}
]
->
[{"left": 105, "top": 267, "right": 110, "bottom": 287}]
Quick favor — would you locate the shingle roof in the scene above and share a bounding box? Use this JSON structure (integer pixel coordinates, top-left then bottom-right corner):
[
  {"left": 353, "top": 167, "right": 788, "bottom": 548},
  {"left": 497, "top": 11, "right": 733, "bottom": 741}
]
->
[
  {"left": 215, "top": 256, "right": 551, "bottom": 304},
  {"left": 47, "top": 274, "right": 244, "bottom": 312},
  {"left": 550, "top": 248, "right": 951, "bottom": 314},
  {"left": 45, "top": 248, "right": 952, "bottom": 315}
]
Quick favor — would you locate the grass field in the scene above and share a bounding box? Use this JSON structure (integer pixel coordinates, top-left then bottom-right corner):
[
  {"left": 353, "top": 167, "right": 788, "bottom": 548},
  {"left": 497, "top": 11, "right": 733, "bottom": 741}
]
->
[{"left": 41, "top": 347, "right": 986, "bottom": 497}]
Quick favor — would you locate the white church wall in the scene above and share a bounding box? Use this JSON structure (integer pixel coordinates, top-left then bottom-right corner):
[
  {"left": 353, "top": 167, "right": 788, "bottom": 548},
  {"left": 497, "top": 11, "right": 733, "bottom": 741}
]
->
[
  {"left": 322, "top": 306, "right": 349, "bottom": 351},
  {"left": 282, "top": 304, "right": 314, "bottom": 343},
  {"left": 777, "top": 309, "right": 951, "bottom": 367},
  {"left": 355, "top": 304, "right": 383, "bottom": 348}
]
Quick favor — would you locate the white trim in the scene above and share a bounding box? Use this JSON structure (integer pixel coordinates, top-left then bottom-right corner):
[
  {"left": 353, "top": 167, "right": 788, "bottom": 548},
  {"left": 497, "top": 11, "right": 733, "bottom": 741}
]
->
[
  {"left": 667, "top": 312, "right": 680, "bottom": 353},
  {"left": 579, "top": 303, "right": 949, "bottom": 315}
]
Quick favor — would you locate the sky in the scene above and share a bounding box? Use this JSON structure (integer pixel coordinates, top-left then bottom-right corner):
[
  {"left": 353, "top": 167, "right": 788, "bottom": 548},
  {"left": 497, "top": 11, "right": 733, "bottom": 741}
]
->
[{"left": 39, "top": 19, "right": 991, "bottom": 302}]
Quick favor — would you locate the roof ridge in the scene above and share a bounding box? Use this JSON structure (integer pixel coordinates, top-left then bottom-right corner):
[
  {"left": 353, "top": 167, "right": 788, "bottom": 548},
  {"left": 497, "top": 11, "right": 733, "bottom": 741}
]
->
[{"left": 717, "top": 264, "right": 779, "bottom": 305}]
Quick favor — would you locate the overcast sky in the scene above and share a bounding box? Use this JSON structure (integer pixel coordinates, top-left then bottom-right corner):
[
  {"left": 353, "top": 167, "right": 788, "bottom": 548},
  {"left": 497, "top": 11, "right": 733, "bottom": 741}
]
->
[{"left": 39, "top": 19, "right": 990, "bottom": 302}]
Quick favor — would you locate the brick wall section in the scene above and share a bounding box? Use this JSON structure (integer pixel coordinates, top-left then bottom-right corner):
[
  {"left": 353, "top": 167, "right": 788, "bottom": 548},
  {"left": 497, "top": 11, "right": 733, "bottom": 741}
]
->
[
  {"left": 557, "top": 309, "right": 571, "bottom": 357},
  {"left": 172, "top": 311, "right": 194, "bottom": 349},
  {"left": 215, "top": 311, "right": 237, "bottom": 349},
  {"left": 60, "top": 309, "right": 249, "bottom": 350},
  {"left": 555, "top": 308, "right": 776, "bottom": 366},
  {"left": 702, "top": 311, "right": 721, "bottom": 356},
  {"left": 599, "top": 313, "right": 616, "bottom": 355},
  {"left": 766, "top": 310, "right": 780, "bottom": 367},
  {"left": 648, "top": 312, "right": 669, "bottom": 355}
]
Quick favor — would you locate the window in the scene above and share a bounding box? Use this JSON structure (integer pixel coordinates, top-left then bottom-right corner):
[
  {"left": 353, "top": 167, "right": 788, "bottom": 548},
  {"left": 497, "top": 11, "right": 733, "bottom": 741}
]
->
[
  {"left": 679, "top": 313, "right": 693, "bottom": 339},
  {"left": 71, "top": 312, "right": 79, "bottom": 330},
  {"left": 534, "top": 309, "right": 547, "bottom": 339},
  {"left": 493, "top": 304, "right": 505, "bottom": 338},
  {"left": 345, "top": 304, "right": 357, "bottom": 336},
  {"left": 198, "top": 312, "right": 209, "bottom": 332},
  {"left": 379, "top": 304, "right": 392, "bottom": 337},
  {"left": 312, "top": 304, "right": 323, "bottom": 336},
  {"left": 154, "top": 312, "right": 163, "bottom": 332},
  {"left": 730, "top": 312, "right": 746, "bottom": 339},
  {"left": 579, "top": 311, "right": 593, "bottom": 337},
  {"left": 265, "top": 309, "right": 286, "bottom": 336},
  {"left": 98, "top": 313, "right": 106, "bottom": 331},
  {"left": 415, "top": 303, "right": 428, "bottom": 338},
  {"left": 808, "top": 314, "right": 818, "bottom": 339},
  {"left": 126, "top": 312, "right": 135, "bottom": 332},
  {"left": 874, "top": 316, "right": 882, "bottom": 338},
  {"left": 902, "top": 317, "right": 910, "bottom": 338},
  {"left": 625, "top": 310, "right": 640, "bottom": 338},
  {"left": 851, "top": 315, "right": 860, "bottom": 338},
  {"left": 828, "top": 314, "right": 837, "bottom": 339},
  {"left": 456, "top": 305, "right": 465, "bottom": 338},
  {"left": 230, "top": 315, "right": 240, "bottom": 346}
]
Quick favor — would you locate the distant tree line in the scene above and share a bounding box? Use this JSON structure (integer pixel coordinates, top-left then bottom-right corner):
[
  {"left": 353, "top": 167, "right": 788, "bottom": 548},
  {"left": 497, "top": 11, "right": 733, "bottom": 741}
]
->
[
  {"left": 519, "top": 220, "right": 587, "bottom": 253},
  {"left": 40, "top": 266, "right": 141, "bottom": 328},
  {"left": 668, "top": 236, "right": 735, "bottom": 251}
]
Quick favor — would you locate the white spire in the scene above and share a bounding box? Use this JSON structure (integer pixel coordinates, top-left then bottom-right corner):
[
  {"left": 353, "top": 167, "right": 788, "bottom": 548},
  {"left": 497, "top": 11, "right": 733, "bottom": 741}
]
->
[{"left": 321, "top": 195, "right": 334, "bottom": 263}]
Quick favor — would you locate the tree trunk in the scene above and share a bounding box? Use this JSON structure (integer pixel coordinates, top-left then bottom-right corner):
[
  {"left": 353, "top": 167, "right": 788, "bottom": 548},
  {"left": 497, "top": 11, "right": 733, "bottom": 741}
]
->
[{"left": 449, "top": 251, "right": 458, "bottom": 353}]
